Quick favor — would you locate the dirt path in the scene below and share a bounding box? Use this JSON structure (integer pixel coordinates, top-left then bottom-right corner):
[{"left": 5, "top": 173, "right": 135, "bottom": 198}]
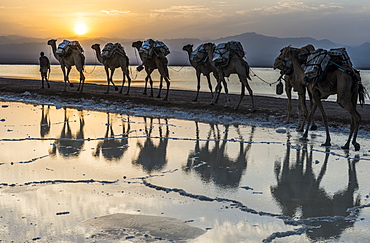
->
[{"left": 1, "top": 77, "right": 370, "bottom": 131}]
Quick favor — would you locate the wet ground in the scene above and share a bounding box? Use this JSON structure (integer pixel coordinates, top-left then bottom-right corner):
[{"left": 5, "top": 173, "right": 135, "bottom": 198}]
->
[{"left": 1, "top": 98, "right": 370, "bottom": 242}]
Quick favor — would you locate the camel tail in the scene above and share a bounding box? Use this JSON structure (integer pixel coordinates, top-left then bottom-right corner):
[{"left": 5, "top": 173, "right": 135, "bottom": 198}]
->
[{"left": 358, "top": 82, "right": 369, "bottom": 107}]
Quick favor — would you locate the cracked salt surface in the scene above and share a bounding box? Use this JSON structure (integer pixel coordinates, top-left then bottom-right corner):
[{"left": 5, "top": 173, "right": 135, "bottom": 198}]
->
[{"left": 0, "top": 94, "right": 370, "bottom": 242}]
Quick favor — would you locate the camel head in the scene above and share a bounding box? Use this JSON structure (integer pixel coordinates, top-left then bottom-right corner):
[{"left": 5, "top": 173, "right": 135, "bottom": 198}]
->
[
  {"left": 182, "top": 44, "right": 193, "bottom": 52},
  {"left": 132, "top": 41, "right": 143, "bottom": 49},
  {"left": 47, "top": 39, "right": 57, "bottom": 46},
  {"left": 91, "top": 43, "right": 100, "bottom": 50}
]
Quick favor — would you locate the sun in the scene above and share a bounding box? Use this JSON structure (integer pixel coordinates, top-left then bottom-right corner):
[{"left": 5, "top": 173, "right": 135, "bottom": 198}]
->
[{"left": 74, "top": 23, "right": 87, "bottom": 35}]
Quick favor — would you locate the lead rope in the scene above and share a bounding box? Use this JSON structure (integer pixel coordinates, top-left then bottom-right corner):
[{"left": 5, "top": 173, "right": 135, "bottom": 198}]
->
[
  {"left": 249, "top": 68, "right": 282, "bottom": 86},
  {"left": 83, "top": 50, "right": 97, "bottom": 74}
]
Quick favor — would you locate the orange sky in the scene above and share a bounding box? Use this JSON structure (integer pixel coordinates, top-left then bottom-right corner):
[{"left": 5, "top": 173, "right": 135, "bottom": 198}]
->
[{"left": 1, "top": 0, "right": 370, "bottom": 45}]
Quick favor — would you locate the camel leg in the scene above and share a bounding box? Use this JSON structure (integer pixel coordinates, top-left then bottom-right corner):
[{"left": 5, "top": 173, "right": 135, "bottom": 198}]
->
[
  {"left": 77, "top": 69, "right": 85, "bottom": 93},
  {"left": 316, "top": 98, "right": 331, "bottom": 147},
  {"left": 296, "top": 92, "right": 306, "bottom": 132},
  {"left": 235, "top": 83, "right": 245, "bottom": 110},
  {"left": 148, "top": 74, "right": 154, "bottom": 97},
  {"left": 121, "top": 67, "right": 131, "bottom": 95},
  {"left": 239, "top": 75, "right": 255, "bottom": 112},
  {"left": 206, "top": 74, "right": 214, "bottom": 100},
  {"left": 339, "top": 101, "right": 361, "bottom": 151},
  {"left": 307, "top": 91, "right": 317, "bottom": 130},
  {"left": 143, "top": 76, "right": 148, "bottom": 95},
  {"left": 210, "top": 79, "right": 222, "bottom": 105},
  {"left": 157, "top": 76, "right": 163, "bottom": 99},
  {"left": 104, "top": 67, "right": 111, "bottom": 94},
  {"left": 61, "top": 66, "right": 68, "bottom": 91},
  {"left": 193, "top": 71, "right": 201, "bottom": 102},
  {"left": 163, "top": 76, "right": 170, "bottom": 101},
  {"left": 285, "top": 82, "right": 292, "bottom": 124},
  {"left": 110, "top": 68, "right": 118, "bottom": 92}
]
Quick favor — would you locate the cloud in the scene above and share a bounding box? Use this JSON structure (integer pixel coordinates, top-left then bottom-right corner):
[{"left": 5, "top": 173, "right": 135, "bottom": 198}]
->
[
  {"left": 237, "top": 1, "right": 343, "bottom": 15},
  {"left": 151, "top": 5, "right": 212, "bottom": 16},
  {"left": 100, "top": 9, "right": 131, "bottom": 15}
]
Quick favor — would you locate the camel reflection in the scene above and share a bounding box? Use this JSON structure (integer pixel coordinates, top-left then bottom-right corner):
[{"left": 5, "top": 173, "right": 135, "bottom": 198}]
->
[
  {"left": 271, "top": 143, "right": 360, "bottom": 241},
  {"left": 93, "top": 113, "right": 130, "bottom": 161},
  {"left": 49, "top": 108, "right": 85, "bottom": 157},
  {"left": 132, "top": 117, "right": 169, "bottom": 173},
  {"left": 184, "top": 122, "right": 254, "bottom": 188},
  {"left": 40, "top": 105, "right": 51, "bottom": 138}
]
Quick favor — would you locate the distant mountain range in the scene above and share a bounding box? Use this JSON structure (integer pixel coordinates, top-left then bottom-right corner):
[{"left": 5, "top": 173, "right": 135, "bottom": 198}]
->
[{"left": 0, "top": 32, "right": 369, "bottom": 68}]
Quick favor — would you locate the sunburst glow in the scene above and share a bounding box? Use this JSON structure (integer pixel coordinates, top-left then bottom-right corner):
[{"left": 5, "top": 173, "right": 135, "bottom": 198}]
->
[{"left": 74, "top": 23, "right": 87, "bottom": 35}]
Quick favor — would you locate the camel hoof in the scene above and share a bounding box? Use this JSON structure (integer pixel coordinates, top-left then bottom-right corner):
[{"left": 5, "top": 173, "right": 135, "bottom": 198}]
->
[
  {"left": 69, "top": 83, "right": 74, "bottom": 87},
  {"left": 341, "top": 145, "right": 350, "bottom": 150},
  {"left": 143, "top": 92, "right": 147, "bottom": 95},
  {"left": 321, "top": 142, "right": 331, "bottom": 147},
  {"left": 162, "top": 98, "right": 168, "bottom": 101},
  {"left": 310, "top": 124, "right": 318, "bottom": 131},
  {"left": 125, "top": 92, "right": 129, "bottom": 96},
  {"left": 353, "top": 142, "right": 360, "bottom": 151},
  {"left": 192, "top": 98, "right": 198, "bottom": 102},
  {"left": 299, "top": 136, "right": 309, "bottom": 141},
  {"left": 296, "top": 127, "right": 304, "bottom": 132},
  {"left": 114, "top": 87, "right": 119, "bottom": 91}
]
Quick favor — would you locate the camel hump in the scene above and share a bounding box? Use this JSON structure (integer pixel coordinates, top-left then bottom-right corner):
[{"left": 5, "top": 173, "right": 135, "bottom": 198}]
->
[
  {"left": 212, "top": 41, "right": 245, "bottom": 66},
  {"left": 102, "top": 43, "right": 126, "bottom": 58},
  {"left": 56, "top": 40, "right": 84, "bottom": 56},
  {"left": 139, "top": 39, "right": 170, "bottom": 61}
]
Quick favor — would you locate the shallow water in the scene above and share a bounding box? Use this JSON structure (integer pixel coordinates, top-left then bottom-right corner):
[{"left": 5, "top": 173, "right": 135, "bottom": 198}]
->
[
  {"left": 1, "top": 64, "right": 370, "bottom": 99},
  {"left": 1, "top": 100, "right": 370, "bottom": 242}
]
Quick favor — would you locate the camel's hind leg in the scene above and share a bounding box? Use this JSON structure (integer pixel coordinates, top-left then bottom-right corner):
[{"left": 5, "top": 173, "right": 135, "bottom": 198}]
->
[
  {"left": 237, "top": 75, "right": 255, "bottom": 111},
  {"left": 339, "top": 101, "right": 361, "bottom": 151},
  {"left": 285, "top": 81, "right": 293, "bottom": 124},
  {"left": 120, "top": 67, "right": 131, "bottom": 95}
]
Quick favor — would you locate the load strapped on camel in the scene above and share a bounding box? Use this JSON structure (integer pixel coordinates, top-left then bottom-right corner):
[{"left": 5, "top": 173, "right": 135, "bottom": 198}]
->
[
  {"left": 190, "top": 43, "right": 210, "bottom": 64},
  {"left": 55, "top": 40, "right": 84, "bottom": 56},
  {"left": 212, "top": 41, "right": 245, "bottom": 67},
  {"left": 304, "top": 47, "right": 356, "bottom": 82},
  {"left": 101, "top": 43, "right": 126, "bottom": 59},
  {"left": 139, "top": 39, "right": 170, "bottom": 62}
]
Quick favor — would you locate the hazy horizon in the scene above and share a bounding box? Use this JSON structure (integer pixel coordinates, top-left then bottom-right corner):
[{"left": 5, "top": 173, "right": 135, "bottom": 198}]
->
[{"left": 1, "top": 1, "right": 370, "bottom": 46}]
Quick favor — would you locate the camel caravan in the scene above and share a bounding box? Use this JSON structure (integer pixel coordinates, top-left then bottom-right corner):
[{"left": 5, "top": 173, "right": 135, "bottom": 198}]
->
[{"left": 45, "top": 39, "right": 368, "bottom": 151}]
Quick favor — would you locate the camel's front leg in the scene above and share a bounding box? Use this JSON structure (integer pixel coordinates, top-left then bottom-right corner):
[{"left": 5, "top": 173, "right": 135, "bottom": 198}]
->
[
  {"left": 157, "top": 76, "right": 163, "bottom": 99},
  {"left": 120, "top": 67, "right": 131, "bottom": 95},
  {"left": 193, "top": 71, "right": 201, "bottom": 102},
  {"left": 285, "top": 82, "right": 292, "bottom": 124},
  {"left": 77, "top": 70, "right": 85, "bottom": 93},
  {"left": 162, "top": 76, "right": 170, "bottom": 101},
  {"left": 110, "top": 68, "right": 118, "bottom": 91}
]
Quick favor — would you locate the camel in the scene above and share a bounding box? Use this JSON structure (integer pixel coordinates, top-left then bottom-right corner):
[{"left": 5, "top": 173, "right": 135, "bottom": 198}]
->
[
  {"left": 278, "top": 46, "right": 367, "bottom": 151},
  {"left": 91, "top": 43, "right": 131, "bottom": 94},
  {"left": 271, "top": 143, "right": 360, "bottom": 240},
  {"left": 274, "top": 44, "right": 317, "bottom": 131},
  {"left": 203, "top": 42, "right": 255, "bottom": 111},
  {"left": 182, "top": 44, "right": 219, "bottom": 102},
  {"left": 132, "top": 40, "right": 170, "bottom": 100},
  {"left": 47, "top": 39, "right": 86, "bottom": 92}
]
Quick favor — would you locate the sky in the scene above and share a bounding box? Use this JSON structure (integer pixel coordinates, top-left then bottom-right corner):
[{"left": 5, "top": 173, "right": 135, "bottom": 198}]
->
[{"left": 1, "top": 0, "right": 370, "bottom": 45}]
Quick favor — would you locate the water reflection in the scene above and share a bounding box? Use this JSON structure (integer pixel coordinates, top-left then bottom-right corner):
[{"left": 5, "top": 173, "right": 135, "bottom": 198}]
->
[
  {"left": 184, "top": 122, "right": 254, "bottom": 188},
  {"left": 93, "top": 113, "right": 130, "bottom": 161},
  {"left": 132, "top": 118, "right": 169, "bottom": 173},
  {"left": 40, "top": 105, "right": 51, "bottom": 138},
  {"left": 271, "top": 142, "right": 361, "bottom": 241},
  {"left": 49, "top": 108, "right": 85, "bottom": 157}
]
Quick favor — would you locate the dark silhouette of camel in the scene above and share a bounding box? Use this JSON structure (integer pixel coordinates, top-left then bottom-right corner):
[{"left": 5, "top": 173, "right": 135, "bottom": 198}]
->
[
  {"left": 132, "top": 117, "right": 169, "bottom": 173},
  {"left": 93, "top": 113, "right": 130, "bottom": 161},
  {"left": 184, "top": 122, "right": 254, "bottom": 188},
  {"left": 271, "top": 142, "right": 361, "bottom": 241},
  {"left": 49, "top": 108, "right": 85, "bottom": 157}
]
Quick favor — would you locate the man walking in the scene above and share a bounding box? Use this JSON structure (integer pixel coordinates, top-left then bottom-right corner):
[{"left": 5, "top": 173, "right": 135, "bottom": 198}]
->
[{"left": 39, "top": 52, "right": 50, "bottom": 88}]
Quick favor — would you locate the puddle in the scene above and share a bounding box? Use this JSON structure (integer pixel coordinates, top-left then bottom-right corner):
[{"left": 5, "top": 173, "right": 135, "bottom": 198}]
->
[{"left": 0, "top": 100, "right": 370, "bottom": 242}]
